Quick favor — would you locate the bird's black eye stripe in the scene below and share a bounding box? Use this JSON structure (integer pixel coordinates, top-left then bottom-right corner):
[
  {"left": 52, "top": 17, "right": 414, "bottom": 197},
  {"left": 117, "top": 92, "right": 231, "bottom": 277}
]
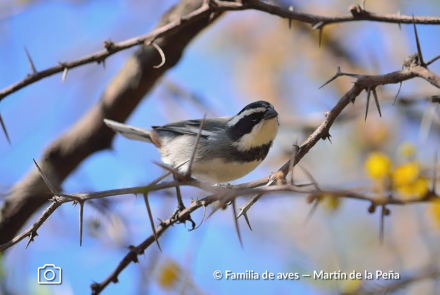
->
[{"left": 227, "top": 111, "right": 265, "bottom": 140}]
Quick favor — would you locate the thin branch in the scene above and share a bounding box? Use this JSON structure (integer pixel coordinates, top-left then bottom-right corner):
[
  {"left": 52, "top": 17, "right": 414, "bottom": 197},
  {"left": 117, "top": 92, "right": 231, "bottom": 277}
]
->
[
  {"left": 3, "top": 1, "right": 440, "bottom": 101},
  {"left": 0, "top": 2, "right": 213, "bottom": 101},
  {"left": 319, "top": 67, "right": 362, "bottom": 89},
  {"left": 0, "top": 201, "right": 62, "bottom": 251},
  {"left": 90, "top": 196, "right": 215, "bottom": 295}
]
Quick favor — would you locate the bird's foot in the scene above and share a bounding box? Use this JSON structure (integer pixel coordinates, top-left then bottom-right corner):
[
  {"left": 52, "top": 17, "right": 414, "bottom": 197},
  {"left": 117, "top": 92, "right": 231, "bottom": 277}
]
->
[{"left": 171, "top": 205, "right": 196, "bottom": 230}]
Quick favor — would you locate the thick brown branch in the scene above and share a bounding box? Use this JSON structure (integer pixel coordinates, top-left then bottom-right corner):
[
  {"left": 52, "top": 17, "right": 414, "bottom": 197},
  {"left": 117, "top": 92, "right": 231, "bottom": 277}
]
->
[{"left": 0, "top": 0, "right": 221, "bottom": 246}]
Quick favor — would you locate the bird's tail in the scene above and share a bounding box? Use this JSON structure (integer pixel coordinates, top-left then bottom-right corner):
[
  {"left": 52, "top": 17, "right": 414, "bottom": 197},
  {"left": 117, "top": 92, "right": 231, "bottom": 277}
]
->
[{"left": 104, "top": 119, "right": 153, "bottom": 143}]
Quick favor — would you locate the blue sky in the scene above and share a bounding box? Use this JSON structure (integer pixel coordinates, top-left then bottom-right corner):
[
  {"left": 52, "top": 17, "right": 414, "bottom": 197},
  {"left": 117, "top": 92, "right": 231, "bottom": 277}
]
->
[{"left": 1, "top": 0, "right": 440, "bottom": 294}]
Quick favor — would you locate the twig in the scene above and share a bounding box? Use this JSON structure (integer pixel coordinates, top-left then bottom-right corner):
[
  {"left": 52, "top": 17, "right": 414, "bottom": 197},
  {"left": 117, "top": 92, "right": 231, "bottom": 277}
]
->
[
  {"left": 3, "top": 1, "right": 440, "bottom": 101},
  {"left": 319, "top": 67, "right": 362, "bottom": 89},
  {"left": 0, "top": 2, "right": 213, "bottom": 101}
]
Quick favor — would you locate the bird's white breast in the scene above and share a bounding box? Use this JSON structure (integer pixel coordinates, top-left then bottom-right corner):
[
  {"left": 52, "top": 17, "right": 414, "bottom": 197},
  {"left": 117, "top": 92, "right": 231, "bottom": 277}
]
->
[{"left": 190, "top": 159, "right": 262, "bottom": 183}]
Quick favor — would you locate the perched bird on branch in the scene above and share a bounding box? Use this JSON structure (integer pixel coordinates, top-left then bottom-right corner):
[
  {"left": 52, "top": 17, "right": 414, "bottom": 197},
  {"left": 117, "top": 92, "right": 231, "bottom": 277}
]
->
[{"left": 104, "top": 100, "right": 279, "bottom": 183}]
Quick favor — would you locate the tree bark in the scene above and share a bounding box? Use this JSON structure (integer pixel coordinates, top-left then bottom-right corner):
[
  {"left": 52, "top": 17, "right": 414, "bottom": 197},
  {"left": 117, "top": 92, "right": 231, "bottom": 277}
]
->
[{"left": 0, "top": 0, "right": 220, "bottom": 246}]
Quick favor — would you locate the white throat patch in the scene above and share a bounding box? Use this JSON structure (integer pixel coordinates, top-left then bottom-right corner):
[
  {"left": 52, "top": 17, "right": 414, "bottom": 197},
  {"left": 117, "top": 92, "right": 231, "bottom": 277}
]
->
[{"left": 233, "top": 117, "right": 278, "bottom": 151}]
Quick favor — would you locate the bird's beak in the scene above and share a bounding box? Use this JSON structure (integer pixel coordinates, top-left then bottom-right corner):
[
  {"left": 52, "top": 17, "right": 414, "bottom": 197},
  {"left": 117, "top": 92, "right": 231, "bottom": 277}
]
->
[{"left": 264, "top": 108, "right": 278, "bottom": 119}]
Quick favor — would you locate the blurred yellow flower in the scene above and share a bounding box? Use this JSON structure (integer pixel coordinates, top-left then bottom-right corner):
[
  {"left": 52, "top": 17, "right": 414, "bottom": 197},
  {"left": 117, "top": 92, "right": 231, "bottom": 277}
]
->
[
  {"left": 365, "top": 152, "right": 391, "bottom": 179},
  {"left": 341, "top": 276, "right": 362, "bottom": 293},
  {"left": 323, "top": 195, "right": 341, "bottom": 212},
  {"left": 396, "top": 177, "right": 429, "bottom": 199},
  {"left": 398, "top": 142, "right": 416, "bottom": 159},
  {"left": 429, "top": 201, "right": 440, "bottom": 229},
  {"left": 393, "top": 162, "right": 419, "bottom": 187},
  {"left": 158, "top": 260, "right": 181, "bottom": 290}
]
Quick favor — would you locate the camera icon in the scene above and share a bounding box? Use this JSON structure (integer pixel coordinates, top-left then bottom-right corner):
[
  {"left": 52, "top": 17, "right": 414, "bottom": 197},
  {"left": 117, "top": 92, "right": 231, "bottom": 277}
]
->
[{"left": 37, "top": 264, "right": 62, "bottom": 285}]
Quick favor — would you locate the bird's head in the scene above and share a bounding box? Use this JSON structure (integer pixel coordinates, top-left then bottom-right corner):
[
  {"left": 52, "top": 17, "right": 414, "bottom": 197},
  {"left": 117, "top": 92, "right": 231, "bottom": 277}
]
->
[{"left": 226, "top": 101, "right": 279, "bottom": 151}]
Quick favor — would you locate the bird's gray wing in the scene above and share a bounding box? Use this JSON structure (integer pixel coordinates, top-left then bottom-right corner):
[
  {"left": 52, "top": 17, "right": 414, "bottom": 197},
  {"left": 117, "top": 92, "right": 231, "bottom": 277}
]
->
[{"left": 152, "top": 117, "right": 230, "bottom": 138}]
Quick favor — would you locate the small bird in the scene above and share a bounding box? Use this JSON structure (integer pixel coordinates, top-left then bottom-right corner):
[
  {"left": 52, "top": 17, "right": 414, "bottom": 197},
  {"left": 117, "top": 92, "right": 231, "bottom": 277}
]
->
[{"left": 104, "top": 101, "right": 279, "bottom": 183}]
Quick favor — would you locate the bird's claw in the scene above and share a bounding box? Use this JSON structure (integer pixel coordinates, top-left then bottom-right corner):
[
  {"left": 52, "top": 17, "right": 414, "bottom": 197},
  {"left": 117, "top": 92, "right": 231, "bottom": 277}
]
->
[{"left": 171, "top": 205, "right": 196, "bottom": 230}]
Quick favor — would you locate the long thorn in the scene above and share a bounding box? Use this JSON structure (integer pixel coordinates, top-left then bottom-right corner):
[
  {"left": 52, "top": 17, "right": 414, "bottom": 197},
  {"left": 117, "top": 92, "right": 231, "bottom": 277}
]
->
[
  {"left": 305, "top": 200, "right": 319, "bottom": 225},
  {"left": 393, "top": 82, "right": 402, "bottom": 105},
  {"left": 427, "top": 54, "right": 440, "bottom": 66},
  {"left": 61, "top": 67, "right": 68, "bottom": 83},
  {"left": 433, "top": 152, "right": 438, "bottom": 193},
  {"left": 318, "top": 26, "right": 324, "bottom": 47},
  {"left": 372, "top": 88, "right": 382, "bottom": 117},
  {"left": 412, "top": 16, "right": 425, "bottom": 67},
  {"left": 33, "top": 159, "right": 58, "bottom": 195},
  {"left": 143, "top": 192, "right": 161, "bottom": 252},
  {"left": 0, "top": 112, "right": 11, "bottom": 144},
  {"left": 242, "top": 212, "right": 253, "bottom": 231},
  {"left": 299, "top": 165, "right": 321, "bottom": 190},
  {"left": 151, "top": 160, "right": 188, "bottom": 180},
  {"left": 380, "top": 206, "right": 385, "bottom": 245},
  {"left": 24, "top": 46, "right": 37, "bottom": 74},
  {"left": 299, "top": 165, "right": 321, "bottom": 224},
  {"left": 232, "top": 199, "right": 243, "bottom": 249},
  {"left": 26, "top": 231, "right": 37, "bottom": 249},
  {"left": 79, "top": 201, "right": 84, "bottom": 246},
  {"left": 319, "top": 67, "right": 341, "bottom": 89},
  {"left": 397, "top": 11, "right": 402, "bottom": 30},
  {"left": 289, "top": 141, "right": 299, "bottom": 185},
  {"left": 365, "top": 88, "right": 371, "bottom": 122}
]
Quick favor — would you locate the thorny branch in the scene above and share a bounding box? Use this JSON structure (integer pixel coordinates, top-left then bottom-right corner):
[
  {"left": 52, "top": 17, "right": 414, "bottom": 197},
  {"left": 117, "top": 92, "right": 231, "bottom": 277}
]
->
[
  {"left": 0, "top": 58, "right": 439, "bottom": 292},
  {"left": 2, "top": 0, "right": 440, "bottom": 103},
  {"left": 85, "top": 48, "right": 440, "bottom": 293},
  {"left": 1, "top": 1, "right": 440, "bottom": 294}
]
